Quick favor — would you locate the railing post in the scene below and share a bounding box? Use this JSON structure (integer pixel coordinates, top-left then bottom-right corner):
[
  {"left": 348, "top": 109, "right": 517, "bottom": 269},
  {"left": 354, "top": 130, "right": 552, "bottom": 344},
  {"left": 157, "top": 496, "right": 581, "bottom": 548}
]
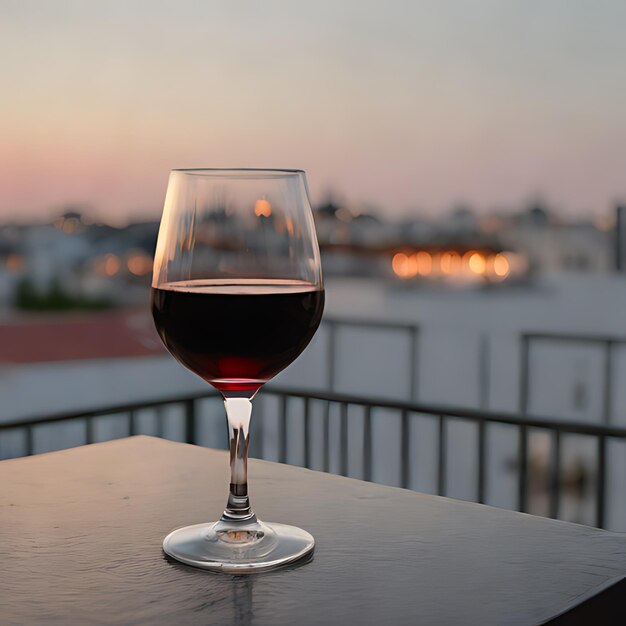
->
[
  {"left": 25, "top": 426, "right": 33, "bottom": 456},
  {"left": 303, "top": 397, "right": 311, "bottom": 469},
  {"left": 596, "top": 435, "right": 607, "bottom": 528},
  {"left": 279, "top": 395, "right": 288, "bottom": 464},
  {"left": 409, "top": 327, "right": 419, "bottom": 402},
  {"left": 603, "top": 341, "right": 613, "bottom": 425},
  {"left": 479, "top": 334, "right": 490, "bottom": 410},
  {"left": 156, "top": 407, "right": 164, "bottom": 438},
  {"left": 401, "top": 410, "right": 410, "bottom": 488},
  {"left": 438, "top": 416, "right": 447, "bottom": 496},
  {"left": 549, "top": 430, "right": 561, "bottom": 519},
  {"left": 363, "top": 406, "right": 372, "bottom": 482},
  {"left": 326, "top": 320, "right": 337, "bottom": 392},
  {"left": 340, "top": 403, "right": 348, "bottom": 476},
  {"left": 248, "top": 395, "right": 264, "bottom": 460},
  {"left": 477, "top": 419, "right": 486, "bottom": 504},
  {"left": 184, "top": 400, "right": 196, "bottom": 445},
  {"left": 85, "top": 416, "right": 95, "bottom": 445},
  {"left": 518, "top": 425, "right": 528, "bottom": 513},
  {"left": 323, "top": 402, "right": 331, "bottom": 473},
  {"left": 520, "top": 335, "right": 530, "bottom": 414}
]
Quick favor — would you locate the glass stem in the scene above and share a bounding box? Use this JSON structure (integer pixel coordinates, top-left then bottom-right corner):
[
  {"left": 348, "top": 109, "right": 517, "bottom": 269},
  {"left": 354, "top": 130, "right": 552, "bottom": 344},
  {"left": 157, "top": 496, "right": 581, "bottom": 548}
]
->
[{"left": 221, "top": 398, "right": 257, "bottom": 523}]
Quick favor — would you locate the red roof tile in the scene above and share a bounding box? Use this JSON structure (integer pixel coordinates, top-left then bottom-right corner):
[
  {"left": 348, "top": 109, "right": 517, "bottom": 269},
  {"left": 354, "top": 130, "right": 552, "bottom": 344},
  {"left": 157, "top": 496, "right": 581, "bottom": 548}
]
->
[{"left": 0, "top": 311, "right": 166, "bottom": 364}]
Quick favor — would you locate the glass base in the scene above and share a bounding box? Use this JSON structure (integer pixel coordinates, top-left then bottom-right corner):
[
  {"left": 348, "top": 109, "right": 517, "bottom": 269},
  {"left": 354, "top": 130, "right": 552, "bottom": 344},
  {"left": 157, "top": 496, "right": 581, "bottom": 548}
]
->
[{"left": 162, "top": 518, "right": 315, "bottom": 573}]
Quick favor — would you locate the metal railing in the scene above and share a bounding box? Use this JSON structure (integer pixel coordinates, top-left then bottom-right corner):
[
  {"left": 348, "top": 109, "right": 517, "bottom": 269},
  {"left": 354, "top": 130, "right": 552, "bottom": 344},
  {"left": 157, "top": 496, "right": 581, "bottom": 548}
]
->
[
  {"left": 520, "top": 331, "right": 626, "bottom": 424},
  {"left": 3, "top": 386, "right": 626, "bottom": 529},
  {"left": 323, "top": 317, "right": 420, "bottom": 399},
  {"left": 326, "top": 319, "right": 626, "bottom": 425},
  {"left": 325, "top": 319, "right": 625, "bottom": 421}
]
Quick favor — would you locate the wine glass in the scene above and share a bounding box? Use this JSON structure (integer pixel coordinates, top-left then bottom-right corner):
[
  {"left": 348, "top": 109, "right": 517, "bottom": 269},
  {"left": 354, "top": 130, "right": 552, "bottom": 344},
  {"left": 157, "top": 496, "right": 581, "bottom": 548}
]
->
[{"left": 151, "top": 168, "right": 324, "bottom": 573}]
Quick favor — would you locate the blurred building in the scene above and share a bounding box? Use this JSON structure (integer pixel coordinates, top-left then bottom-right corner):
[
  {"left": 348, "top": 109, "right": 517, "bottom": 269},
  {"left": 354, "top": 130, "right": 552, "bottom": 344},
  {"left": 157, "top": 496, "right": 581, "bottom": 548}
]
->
[{"left": 0, "top": 201, "right": 618, "bottom": 315}]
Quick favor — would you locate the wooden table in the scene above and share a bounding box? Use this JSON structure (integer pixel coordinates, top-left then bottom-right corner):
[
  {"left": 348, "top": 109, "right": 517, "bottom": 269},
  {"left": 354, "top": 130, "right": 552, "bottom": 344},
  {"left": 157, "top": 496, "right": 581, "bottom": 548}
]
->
[{"left": 1, "top": 436, "right": 625, "bottom": 625}]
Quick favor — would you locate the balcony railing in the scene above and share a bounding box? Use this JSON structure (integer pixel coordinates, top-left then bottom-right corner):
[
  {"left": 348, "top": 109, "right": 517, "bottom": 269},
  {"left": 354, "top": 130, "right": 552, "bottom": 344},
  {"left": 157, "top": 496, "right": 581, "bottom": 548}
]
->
[
  {"left": 318, "top": 318, "right": 625, "bottom": 416},
  {"left": 520, "top": 331, "right": 626, "bottom": 422},
  {"left": 3, "top": 385, "right": 626, "bottom": 529},
  {"left": 323, "top": 316, "right": 420, "bottom": 400}
]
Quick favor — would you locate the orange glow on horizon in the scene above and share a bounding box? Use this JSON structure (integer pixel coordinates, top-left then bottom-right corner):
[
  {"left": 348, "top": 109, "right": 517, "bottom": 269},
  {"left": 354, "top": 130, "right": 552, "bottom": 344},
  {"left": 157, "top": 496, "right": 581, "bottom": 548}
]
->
[
  {"left": 415, "top": 251, "right": 432, "bottom": 276},
  {"left": 440, "top": 251, "right": 461, "bottom": 274},
  {"left": 393, "top": 249, "right": 517, "bottom": 282},
  {"left": 462, "top": 250, "right": 476, "bottom": 268},
  {"left": 104, "top": 255, "right": 120, "bottom": 276},
  {"left": 127, "top": 253, "right": 152, "bottom": 276},
  {"left": 392, "top": 252, "right": 419, "bottom": 278},
  {"left": 406, "top": 253, "right": 418, "bottom": 277},
  {"left": 95, "top": 254, "right": 121, "bottom": 276},
  {"left": 468, "top": 252, "right": 486, "bottom": 274},
  {"left": 492, "top": 253, "right": 510, "bottom": 278}
]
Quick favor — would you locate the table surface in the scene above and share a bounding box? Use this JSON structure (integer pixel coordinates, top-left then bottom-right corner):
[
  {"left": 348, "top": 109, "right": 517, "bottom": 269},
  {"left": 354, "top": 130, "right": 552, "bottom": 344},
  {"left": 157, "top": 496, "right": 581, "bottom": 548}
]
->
[{"left": 1, "top": 436, "right": 625, "bottom": 626}]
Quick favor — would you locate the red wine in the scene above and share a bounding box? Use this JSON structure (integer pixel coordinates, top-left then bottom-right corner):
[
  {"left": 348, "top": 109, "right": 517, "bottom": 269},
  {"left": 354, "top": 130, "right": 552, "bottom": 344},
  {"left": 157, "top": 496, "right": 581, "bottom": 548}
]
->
[{"left": 151, "top": 279, "right": 324, "bottom": 394}]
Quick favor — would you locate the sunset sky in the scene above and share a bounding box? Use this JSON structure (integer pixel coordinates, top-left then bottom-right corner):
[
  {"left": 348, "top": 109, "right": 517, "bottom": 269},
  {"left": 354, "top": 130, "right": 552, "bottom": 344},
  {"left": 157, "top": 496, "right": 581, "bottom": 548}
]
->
[{"left": 2, "top": 1, "right": 626, "bottom": 222}]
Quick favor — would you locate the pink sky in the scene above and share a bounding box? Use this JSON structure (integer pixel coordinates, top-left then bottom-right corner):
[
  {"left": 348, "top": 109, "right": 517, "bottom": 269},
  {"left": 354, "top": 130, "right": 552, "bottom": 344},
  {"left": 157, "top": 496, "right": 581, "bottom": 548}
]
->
[{"left": 2, "top": 1, "right": 626, "bottom": 222}]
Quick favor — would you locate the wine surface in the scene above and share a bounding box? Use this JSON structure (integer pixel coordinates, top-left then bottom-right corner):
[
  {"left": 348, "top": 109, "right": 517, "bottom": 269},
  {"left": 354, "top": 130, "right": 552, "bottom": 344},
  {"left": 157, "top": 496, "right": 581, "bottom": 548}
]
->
[{"left": 151, "top": 279, "right": 324, "bottom": 394}]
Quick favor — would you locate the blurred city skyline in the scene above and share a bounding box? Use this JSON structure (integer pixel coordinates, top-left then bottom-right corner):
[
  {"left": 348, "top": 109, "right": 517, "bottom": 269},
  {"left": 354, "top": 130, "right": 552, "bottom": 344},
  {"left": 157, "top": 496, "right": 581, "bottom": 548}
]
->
[{"left": 2, "top": 1, "right": 626, "bottom": 223}]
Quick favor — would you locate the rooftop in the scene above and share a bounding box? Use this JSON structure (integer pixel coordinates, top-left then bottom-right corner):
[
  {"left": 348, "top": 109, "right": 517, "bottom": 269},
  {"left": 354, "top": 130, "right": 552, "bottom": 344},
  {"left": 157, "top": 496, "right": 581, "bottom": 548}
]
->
[{"left": 0, "top": 310, "right": 164, "bottom": 364}]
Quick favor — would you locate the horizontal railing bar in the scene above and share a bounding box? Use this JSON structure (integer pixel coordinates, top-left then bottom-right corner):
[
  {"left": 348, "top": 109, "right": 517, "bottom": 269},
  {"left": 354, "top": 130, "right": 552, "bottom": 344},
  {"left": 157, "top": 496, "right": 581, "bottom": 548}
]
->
[
  {"left": 263, "top": 388, "right": 626, "bottom": 438},
  {"left": 3, "top": 385, "right": 626, "bottom": 440},
  {"left": 522, "top": 332, "right": 623, "bottom": 345},
  {"left": 0, "top": 392, "right": 218, "bottom": 430},
  {"left": 323, "top": 316, "right": 420, "bottom": 333}
]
